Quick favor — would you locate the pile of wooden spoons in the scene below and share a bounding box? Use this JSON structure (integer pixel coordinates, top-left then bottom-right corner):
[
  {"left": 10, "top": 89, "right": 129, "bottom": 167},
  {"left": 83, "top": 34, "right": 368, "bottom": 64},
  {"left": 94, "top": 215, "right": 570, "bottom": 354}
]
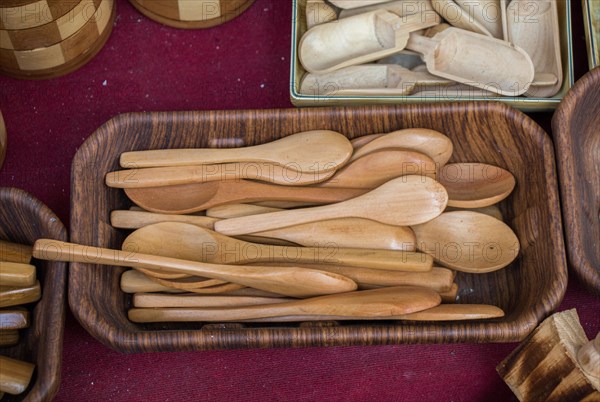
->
[
  {"left": 35, "top": 128, "right": 518, "bottom": 323},
  {"left": 0, "top": 240, "right": 39, "bottom": 397},
  {"left": 298, "top": 0, "right": 562, "bottom": 98}
]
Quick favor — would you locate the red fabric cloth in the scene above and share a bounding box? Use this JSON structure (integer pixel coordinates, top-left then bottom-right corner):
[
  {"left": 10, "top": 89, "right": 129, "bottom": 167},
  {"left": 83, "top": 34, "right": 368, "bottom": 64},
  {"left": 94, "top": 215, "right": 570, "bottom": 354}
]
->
[{"left": 0, "top": 0, "right": 598, "bottom": 400}]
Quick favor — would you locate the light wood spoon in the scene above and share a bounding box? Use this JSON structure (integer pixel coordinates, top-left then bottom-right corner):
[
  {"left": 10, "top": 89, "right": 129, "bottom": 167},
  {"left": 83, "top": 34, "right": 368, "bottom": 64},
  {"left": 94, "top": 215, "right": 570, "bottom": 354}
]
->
[
  {"left": 0, "top": 355, "right": 35, "bottom": 395},
  {"left": 133, "top": 293, "right": 292, "bottom": 308},
  {"left": 125, "top": 180, "right": 366, "bottom": 214},
  {"left": 411, "top": 211, "right": 520, "bottom": 272},
  {"left": 349, "top": 128, "right": 453, "bottom": 166},
  {"left": 0, "top": 240, "right": 32, "bottom": 264},
  {"left": 339, "top": 0, "right": 435, "bottom": 19},
  {"left": 215, "top": 175, "right": 449, "bottom": 235},
  {"left": 240, "top": 303, "right": 505, "bottom": 322},
  {"left": 128, "top": 286, "right": 442, "bottom": 322},
  {"left": 0, "top": 281, "right": 41, "bottom": 308},
  {"left": 33, "top": 239, "right": 358, "bottom": 297},
  {"left": 123, "top": 222, "right": 433, "bottom": 271},
  {"left": 431, "top": 0, "right": 494, "bottom": 36},
  {"left": 106, "top": 162, "right": 335, "bottom": 189},
  {"left": 439, "top": 163, "right": 516, "bottom": 208},
  {"left": 299, "top": 11, "right": 440, "bottom": 74},
  {"left": 454, "top": 0, "right": 503, "bottom": 38},
  {"left": 111, "top": 210, "right": 218, "bottom": 229},
  {"left": 406, "top": 28, "right": 535, "bottom": 96},
  {"left": 350, "top": 134, "right": 384, "bottom": 149},
  {"left": 206, "top": 204, "right": 282, "bottom": 218},
  {"left": 446, "top": 205, "right": 503, "bottom": 221},
  {"left": 119, "top": 130, "right": 353, "bottom": 172},
  {"left": 0, "top": 262, "right": 36, "bottom": 287},
  {"left": 329, "top": 0, "right": 391, "bottom": 9}
]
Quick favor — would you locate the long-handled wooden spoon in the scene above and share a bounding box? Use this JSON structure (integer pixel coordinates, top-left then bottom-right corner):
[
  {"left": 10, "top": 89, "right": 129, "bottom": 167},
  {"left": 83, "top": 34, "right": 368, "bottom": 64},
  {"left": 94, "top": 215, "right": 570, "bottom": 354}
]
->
[
  {"left": 123, "top": 222, "right": 433, "bottom": 272},
  {"left": 106, "top": 162, "right": 336, "bottom": 189},
  {"left": 32, "top": 239, "right": 358, "bottom": 297},
  {"left": 349, "top": 128, "right": 453, "bottom": 166},
  {"left": 406, "top": 28, "right": 535, "bottom": 96},
  {"left": 300, "top": 11, "right": 440, "bottom": 74},
  {"left": 411, "top": 211, "right": 520, "bottom": 272},
  {"left": 215, "top": 175, "right": 449, "bottom": 235},
  {"left": 111, "top": 210, "right": 218, "bottom": 230},
  {"left": 128, "top": 286, "right": 442, "bottom": 322},
  {"left": 119, "top": 130, "right": 353, "bottom": 172},
  {"left": 125, "top": 180, "right": 367, "bottom": 214},
  {"left": 439, "top": 163, "right": 516, "bottom": 208},
  {"left": 133, "top": 293, "right": 292, "bottom": 308}
]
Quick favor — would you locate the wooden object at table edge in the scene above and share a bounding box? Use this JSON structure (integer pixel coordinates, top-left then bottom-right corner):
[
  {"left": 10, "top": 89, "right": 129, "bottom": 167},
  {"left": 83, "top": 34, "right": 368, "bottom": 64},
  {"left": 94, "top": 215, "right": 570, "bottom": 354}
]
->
[
  {"left": 129, "top": 0, "right": 256, "bottom": 29},
  {"left": 497, "top": 309, "right": 600, "bottom": 401}
]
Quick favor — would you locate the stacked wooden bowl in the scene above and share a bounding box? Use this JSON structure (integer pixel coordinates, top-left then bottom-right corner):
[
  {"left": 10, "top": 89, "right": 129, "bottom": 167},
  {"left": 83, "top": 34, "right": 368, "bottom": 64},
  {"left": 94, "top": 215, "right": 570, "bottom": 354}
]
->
[
  {"left": 0, "top": 0, "right": 116, "bottom": 79},
  {"left": 129, "top": 0, "right": 256, "bottom": 29}
]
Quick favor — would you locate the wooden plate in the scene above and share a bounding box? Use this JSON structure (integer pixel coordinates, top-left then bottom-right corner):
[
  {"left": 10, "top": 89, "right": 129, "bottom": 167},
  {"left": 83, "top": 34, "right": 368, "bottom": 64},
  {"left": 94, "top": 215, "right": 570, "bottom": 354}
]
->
[
  {"left": 0, "top": 0, "right": 105, "bottom": 51},
  {"left": 552, "top": 67, "right": 600, "bottom": 295},
  {"left": 0, "top": 188, "right": 67, "bottom": 401},
  {"left": 0, "top": 0, "right": 115, "bottom": 80},
  {"left": 69, "top": 104, "right": 567, "bottom": 352},
  {"left": 129, "top": 0, "right": 256, "bottom": 29},
  {"left": 0, "top": 110, "right": 5, "bottom": 169}
]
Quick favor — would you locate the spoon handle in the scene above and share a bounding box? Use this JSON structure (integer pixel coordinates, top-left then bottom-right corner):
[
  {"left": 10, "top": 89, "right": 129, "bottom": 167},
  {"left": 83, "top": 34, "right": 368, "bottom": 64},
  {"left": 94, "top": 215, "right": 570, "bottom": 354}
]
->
[
  {"left": 32, "top": 239, "right": 357, "bottom": 298},
  {"left": 0, "top": 262, "right": 36, "bottom": 287}
]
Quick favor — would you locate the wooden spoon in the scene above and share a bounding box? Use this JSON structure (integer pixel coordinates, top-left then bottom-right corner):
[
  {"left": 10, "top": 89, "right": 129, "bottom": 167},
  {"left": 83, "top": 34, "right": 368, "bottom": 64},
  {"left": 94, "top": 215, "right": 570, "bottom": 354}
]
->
[
  {"left": 350, "top": 134, "right": 384, "bottom": 149},
  {"left": 339, "top": 0, "right": 435, "bottom": 19},
  {"left": 119, "top": 130, "right": 353, "bottom": 172},
  {"left": 240, "top": 303, "right": 505, "bottom": 322},
  {"left": 0, "top": 331, "right": 18, "bottom": 347},
  {"left": 411, "top": 211, "right": 520, "bottom": 272},
  {"left": 0, "top": 262, "right": 36, "bottom": 287},
  {"left": 215, "top": 175, "right": 449, "bottom": 235},
  {"left": 128, "top": 286, "right": 442, "bottom": 322},
  {"left": 349, "top": 128, "right": 453, "bottom": 166},
  {"left": 316, "top": 149, "right": 437, "bottom": 188},
  {"left": 0, "top": 240, "right": 32, "bottom": 264},
  {"left": 406, "top": 28, "right": 535, "bottom": 96},
  {"left": 299, "top": 11, "right": 440, "bottom": 74},
  {"left": 125, "top": 180, "right": 366, "bottom": 214},
  {"left": 329, "top": 0, "right": 391, "bottom": 9},
  {"left": 133, "top": 293, "right": 292, "bottom": 308},
  {"left": 32, "top": 239, "right": 358, "bottom": 298},
  {"left": 446, "top": 205, "right": 503, "bottom": 221},
  {"left": 439, "top": 163, "right": 516, "bottom": 208},
  {"left": 0, "top": 355, "right": 35, "bottom": 396},
  {"left": 110, "top": 210, "right": 218, "bottom": 230},
  {"left": 0, "top": 281, "right": 41, "bottom": 308},
  {"left": 0, "top": 310, "right": 29, "bottom": 330},
  {"left": 106, "top": 162, "right": 336, "bottom": 189},
  {"left": 123, "top": 222, "right": 433, "bottom": 272},
  {"left": 431, "top": 0, "right": 494, "bottom": 36},
  {"left": 206, "top": 204, "right": 281, "bottom": 218},
  {"left": 507, "top": 0, "right": 562, "bottom": 97},
  {"left": 454, "top": 0, "right": 503, "bottom": 38}
]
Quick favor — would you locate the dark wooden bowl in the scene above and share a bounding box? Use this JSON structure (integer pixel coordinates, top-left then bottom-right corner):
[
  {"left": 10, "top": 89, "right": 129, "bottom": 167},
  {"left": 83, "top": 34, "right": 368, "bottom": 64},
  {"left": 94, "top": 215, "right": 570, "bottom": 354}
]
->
[
  {"left": 69, "top": 104, "right": 567, "bottom": 353},
  {"left": 0, "top": 188, "right": 67, "bottom": 401},
  {"left": 552, "top": 67, "right": 600, "bottom": 295}
]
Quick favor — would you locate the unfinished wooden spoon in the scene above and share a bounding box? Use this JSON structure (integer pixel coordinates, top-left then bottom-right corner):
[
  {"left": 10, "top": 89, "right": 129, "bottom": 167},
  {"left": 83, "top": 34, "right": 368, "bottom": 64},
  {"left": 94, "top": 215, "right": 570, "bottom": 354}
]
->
[
  {"left": 349, "top": 128, "right": 453, "bottom": 166},
  {"left": 329, "top": 0, "right": 391, "bottom": 9},
  {"left": 106, "top": 162, "right": 335, "bottom": 188},
  {"left": 0, "top": 262, "right": 36, "bottom": 287},
  {"left": 133, "top": 293, "right": 292, "bottom": 308},
  {"left": 411, "top": 211, "right": 520, "bottom": 272},
  {"left": 339, "top": 0, "right": 435, "bottom": 19},
  {"left": 454, "top": 0, "right": 503, "bottom": 38},
  {"left": 350, "top": 134, "right": 385, "bottom": 149},
  {"left": 125, "top": 180, "right": 366, "bottom": 214},
  {"left": 123, "top": 222, "right": 433, "bottom": 271},
  {"left": 215, "top": 175, "right": 448, "bottom": 235},
  {"left": 128, "top": 286, "right": 442, "bottom": 322},
  {"left": 446, "top": 205, "right": 503, "bottom": 221},
  {"left": 431, "top": 0, "right": 493, "bottom": 36},
  {"left": 299, "top": 10, "right": 440, "bottom": 74},
  {"left": 110, "top": 210, "right": 218, "bottom": 230},
  {"left": 406, "top": 28, "right": 535, "bottom": 96},
  {"left": 439, "top": 163, "right": 516, "bottom": 208},
  {"left": 507, "top": 0, "right": 562, "bottom": 97},
  {"left": 119, "top": 130, "right": 352, "bottom": 172},
  {"left": 206, "top": 204, "right": 281, "bottom": 218},
  {"left": 33, "top": 239, "right": 358, "bottom": 298}
]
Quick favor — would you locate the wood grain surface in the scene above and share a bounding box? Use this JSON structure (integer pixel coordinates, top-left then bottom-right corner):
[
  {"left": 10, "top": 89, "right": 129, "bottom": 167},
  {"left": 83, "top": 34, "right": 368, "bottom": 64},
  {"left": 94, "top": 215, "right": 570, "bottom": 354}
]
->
[
  {"left": 552, "top": 67, "right": 600, "bottom": 295},
  {"left": 0, "top": 187, "right": 67, "bottom": 401},
  {"left": 129, "top": 0, "right": 256, "bottom": 29},
  {"left": 69, "top": 104, "right": 567, "bottom": 352}
]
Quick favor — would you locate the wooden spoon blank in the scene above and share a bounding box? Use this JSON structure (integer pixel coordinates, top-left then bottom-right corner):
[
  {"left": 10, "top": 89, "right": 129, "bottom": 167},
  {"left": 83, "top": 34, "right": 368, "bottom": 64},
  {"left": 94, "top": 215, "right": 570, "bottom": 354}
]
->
[
  {"left": 316, "top": 149, "right": 437, "bottom": 188},
  {"left": 299, "top": 11, "right": 440, "bottom": 74},
  {"left": 406, "top": 28, "right": 535, "bottom": 96},
  {"left": 0, "top": 330, "right": 19, "bottom": 347},
  {"left": 0, "top": 281, "right": 41, "bottom": 308},
  {"left": 329, "top": 0, "right": 391, "bottom": 9},
  {"left": 0, "top": 355, "right": 35, "bottom": 395},
  {"left": 0, "top": 262, "right": 36, "bottom": 287},
  {"left": 215, "top": 175, "right": 449, "bottom": 235},
  {"left": 339, "top": 0, "right": 435, "bottom": 19},
  {"left": 106, "top": 162, "right": 335, "bottom": 189},
  {"left": 349, "top": 128, "right": 454, "bottom": 167},
  {"left": 0, "top": 240, "right": 32, "bottom": 264},
  {"left": 439, "top": 163, "right": 516, "bottom": 208},
  {"left": 125, "top": 180, "right": 366, "bottom": 214},
  {"left": 0, "top": 309, "right": 29, "bottom": 330},
  {"left": 119, "top": 130, "right": 353, "bottom": 172},
  {"left": 128, "top": 286, "right": 442, "bottom": 322},
  {"left": 431, "top": 0, "right": 494, "bottom": 36},
  {"left": 33, "top": 239, "right": 357, "bottom": 298},
  {"left": 123, "top": 222, "right": 433, "bottom": 272},
  {"left": 133, "top": 293, "right": 292, "bottom": 308},
  {"left": 110, "top": 210, "right": 218, "bottom": 230},
  {"left": 454, "top": 0, "right": 503, "bottom": 38},
  {"left": 412, "top": 211, "right": 520, "bottom": 272}
]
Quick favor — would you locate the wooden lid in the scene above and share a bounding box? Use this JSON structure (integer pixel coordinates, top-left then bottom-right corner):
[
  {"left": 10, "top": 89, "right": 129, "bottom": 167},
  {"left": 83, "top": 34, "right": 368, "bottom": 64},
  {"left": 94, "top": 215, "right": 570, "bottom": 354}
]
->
[{"left": 129, "top": 0, "right": 256, "bottom": 29}]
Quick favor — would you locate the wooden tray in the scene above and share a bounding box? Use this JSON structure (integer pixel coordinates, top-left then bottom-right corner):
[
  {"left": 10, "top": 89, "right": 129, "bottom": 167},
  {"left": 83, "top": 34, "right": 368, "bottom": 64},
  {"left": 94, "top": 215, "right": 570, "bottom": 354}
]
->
[
  {"left": 69, "top": 104, "right": 567, "bottom": 352},
  {"left": 0, "top": 188, "right": 67, "bottom": 401},
  {"left": 552, "top": 67, "right": 600, "bottom": 295}
]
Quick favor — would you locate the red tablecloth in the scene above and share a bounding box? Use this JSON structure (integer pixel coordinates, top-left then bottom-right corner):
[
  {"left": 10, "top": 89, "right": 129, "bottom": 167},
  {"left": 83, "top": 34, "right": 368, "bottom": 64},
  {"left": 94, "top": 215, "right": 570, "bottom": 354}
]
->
[{"left": 1, "top": 1, "right": 598, "bottom": 400}]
